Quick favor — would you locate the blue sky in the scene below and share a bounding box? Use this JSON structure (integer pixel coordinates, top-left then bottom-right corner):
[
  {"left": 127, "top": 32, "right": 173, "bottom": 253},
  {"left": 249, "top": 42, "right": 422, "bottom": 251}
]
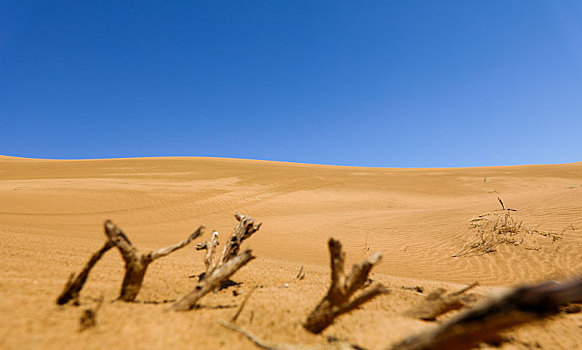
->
[{"left": 1, "top": 1, "right": 581, "bottom": 167}]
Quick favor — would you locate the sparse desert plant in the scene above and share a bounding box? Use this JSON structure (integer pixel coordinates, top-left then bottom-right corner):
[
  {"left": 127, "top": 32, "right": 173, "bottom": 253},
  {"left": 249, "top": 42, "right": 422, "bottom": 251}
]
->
[{"left": 452, "top": 199, "right": 565, "bottom": 258}]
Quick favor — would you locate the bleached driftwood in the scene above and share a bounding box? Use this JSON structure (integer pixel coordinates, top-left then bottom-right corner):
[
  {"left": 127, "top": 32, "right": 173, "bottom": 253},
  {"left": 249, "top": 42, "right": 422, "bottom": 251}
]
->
[
  {"left": 104, "top": 220, "right": 204, "bottom": 302},
  {"left": 304, "top": 238, "right": 389, "bottom": 334},
  {"left": 171, "top": 249, "right": 255, "bottom": 311},
  {"left": 57, "top": 241, "right": 114, "bottom": 305},
  {"left": 404, "top": 282, "right": 479, "bottom": 321},
  {"left": 390, "top": 275, "right": 582, "bottom": 350}
]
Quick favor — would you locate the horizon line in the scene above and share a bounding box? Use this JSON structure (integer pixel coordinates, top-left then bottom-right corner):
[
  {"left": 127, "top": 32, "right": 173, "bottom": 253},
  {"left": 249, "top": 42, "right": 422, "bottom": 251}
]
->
[{"left": 1, "top": 154, "right": 580, "bottom": 170}]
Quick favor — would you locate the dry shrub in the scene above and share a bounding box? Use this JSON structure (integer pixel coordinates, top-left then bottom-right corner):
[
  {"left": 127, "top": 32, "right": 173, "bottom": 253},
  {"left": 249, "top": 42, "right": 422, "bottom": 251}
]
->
[{"left": 452, "top": 210, "right": 565, "bottom": 258}]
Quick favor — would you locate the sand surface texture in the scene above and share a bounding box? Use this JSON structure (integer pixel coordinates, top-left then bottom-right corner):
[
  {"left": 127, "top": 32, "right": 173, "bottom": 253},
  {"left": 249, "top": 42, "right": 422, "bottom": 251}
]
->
[{"left": 1, "top": 156, "right": 581, "bottom": 349}]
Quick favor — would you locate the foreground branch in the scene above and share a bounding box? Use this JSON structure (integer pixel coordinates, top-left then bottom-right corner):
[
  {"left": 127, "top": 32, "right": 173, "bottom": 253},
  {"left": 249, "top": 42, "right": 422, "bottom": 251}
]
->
[
  {"left": 391, "top": 276, "right": 582, "bottom": 350},
  {"left": 171, "top": 249, "right": 255, "bottom": 311},
  {"left": 104, "top": 220, "right": 203, "bottom": 301},
  {"left": 56, "top": 241, "right": 114, "bottom": 305},
  {"left": 304, "top": 238, "right": 389, "bottom": 334}
]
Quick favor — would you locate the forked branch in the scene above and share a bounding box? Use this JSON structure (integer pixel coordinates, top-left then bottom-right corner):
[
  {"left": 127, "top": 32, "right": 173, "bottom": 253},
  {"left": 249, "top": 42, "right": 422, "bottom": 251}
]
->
[
  {"left": 104, "top": 220, "right": 204, "bottom": 301},
  {"left": 210, "top": 213, "right": 262, "bottom": 275},
  {"left": 304, "top": 238, "right": 389, "bottom": 333},
  {"left": 171, "top": 213, "right": 262, "bottom": 311}
]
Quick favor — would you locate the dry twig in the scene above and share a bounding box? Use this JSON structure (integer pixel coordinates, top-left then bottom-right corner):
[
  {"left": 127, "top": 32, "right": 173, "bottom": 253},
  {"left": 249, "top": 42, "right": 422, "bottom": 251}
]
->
[
  {"left": 219, "top": 320, "right": 296, "bottom": 350},
  {"left": 57, "top": 241, "right": 113, "bottom": 305},
  {"left": 220, "top": 320, "right": 364, "bottom": 350},
  {"left": 232, "top": 286, "right": 257, "bottom": 322},
  {"left": 297, "top": 266, "right": 306, "bottom": 280},
  {"left": 304, "top": 238, "right": 389, "bottom": 334}
]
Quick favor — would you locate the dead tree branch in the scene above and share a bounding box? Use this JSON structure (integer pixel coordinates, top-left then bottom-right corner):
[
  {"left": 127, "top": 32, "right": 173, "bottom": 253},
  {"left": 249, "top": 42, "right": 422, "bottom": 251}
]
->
[
  {"left": 195, "top": 230, "right": 220, "bottom": 279},
  {"left": 390, "top": 276, "right": 582, "bottom": 350},
  {"left": 104, "top": 220, "right": 203, "bottom": 302},
  {"left": 206, "top": 213, "right": 261, "bottom": 277},
  {"left": 171, "top": 214, "right": 262, "bottom": 311},
  {"left": 171, "top": 249, "right": 255, "bottom": 311},
  {"left": 304, "top": 238, "right": 389, "bottom": 334},
  {"left": 56, "top": 241, "right": 114, "bottom": 305},
  {"left": 404, "top": 282, "right": 479, "bottom": 321}
]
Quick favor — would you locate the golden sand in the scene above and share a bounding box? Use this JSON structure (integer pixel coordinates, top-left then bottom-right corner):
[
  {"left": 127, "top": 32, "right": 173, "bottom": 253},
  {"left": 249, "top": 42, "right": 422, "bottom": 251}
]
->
[{"left": 1, "top": 156, "right": 581, "bottom": 349}]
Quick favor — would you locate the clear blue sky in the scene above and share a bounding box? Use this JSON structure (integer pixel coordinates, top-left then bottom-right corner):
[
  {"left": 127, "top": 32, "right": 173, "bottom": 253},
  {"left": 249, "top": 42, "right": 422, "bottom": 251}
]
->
[{"left": 1, "top": 1, "right": 581, "bottom": 167}]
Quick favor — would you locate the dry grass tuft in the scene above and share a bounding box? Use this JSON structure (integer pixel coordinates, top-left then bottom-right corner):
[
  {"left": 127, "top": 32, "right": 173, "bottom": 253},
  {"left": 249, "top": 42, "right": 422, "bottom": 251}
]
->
[{"left": 452, "top": 200, "right": 566, "bottom": 258}]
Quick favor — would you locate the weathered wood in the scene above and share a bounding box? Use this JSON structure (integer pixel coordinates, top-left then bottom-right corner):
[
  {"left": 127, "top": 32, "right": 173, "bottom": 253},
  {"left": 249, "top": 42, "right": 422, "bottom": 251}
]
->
[
  {"left": 195, "top": 230, "right": 220, "bottom": 278},
  {"left": 104, "top": 220, "right": 203, "bottom": 302},
  {"left": 56, "top": 241, "right": 113, "bottom": 305},
  {"left": 171, "top": 214, "right": 262, "bottom": 311},
  {"left": 208, "top": 213, "right": 261, "bottom": 277},
  {"left": 390, "top": 276, "right": 582, "bottom": 350},
  {"left": 404, "top": 282, "right": 479, "bottom": 321},
  {"left": 304, "top": 238, "right": 389, "bottom": 334},
  {"left": 171, "top": 249, "right": 255, "bottom": 311}
]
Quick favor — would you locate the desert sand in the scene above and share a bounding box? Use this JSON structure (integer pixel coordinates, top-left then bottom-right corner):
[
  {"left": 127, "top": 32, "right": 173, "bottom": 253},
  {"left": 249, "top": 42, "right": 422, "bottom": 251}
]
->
[{"left": 1, "top": 156, "right": 581, "bottom": 349}]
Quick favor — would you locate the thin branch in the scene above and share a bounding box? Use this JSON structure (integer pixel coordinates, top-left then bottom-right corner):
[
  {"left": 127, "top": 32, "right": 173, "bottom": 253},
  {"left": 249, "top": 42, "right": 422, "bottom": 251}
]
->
[
  {"left": 56, "top": 241, "right": 113, "bottom": 305},
  {"left": 146, "top": 226, "right": 204, "bottom": 261},
  {"left": 232, "top": 287, "right": 257, "bottom": 322},
  {"left": 219, "top": 320, "right": 293, "bottom": 350}
]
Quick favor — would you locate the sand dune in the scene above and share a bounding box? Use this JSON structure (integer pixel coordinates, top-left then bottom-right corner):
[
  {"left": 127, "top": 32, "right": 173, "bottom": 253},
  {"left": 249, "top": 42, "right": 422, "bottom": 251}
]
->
[{"left": 1, "top": 156, "right": 581, "bottom": 349}]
